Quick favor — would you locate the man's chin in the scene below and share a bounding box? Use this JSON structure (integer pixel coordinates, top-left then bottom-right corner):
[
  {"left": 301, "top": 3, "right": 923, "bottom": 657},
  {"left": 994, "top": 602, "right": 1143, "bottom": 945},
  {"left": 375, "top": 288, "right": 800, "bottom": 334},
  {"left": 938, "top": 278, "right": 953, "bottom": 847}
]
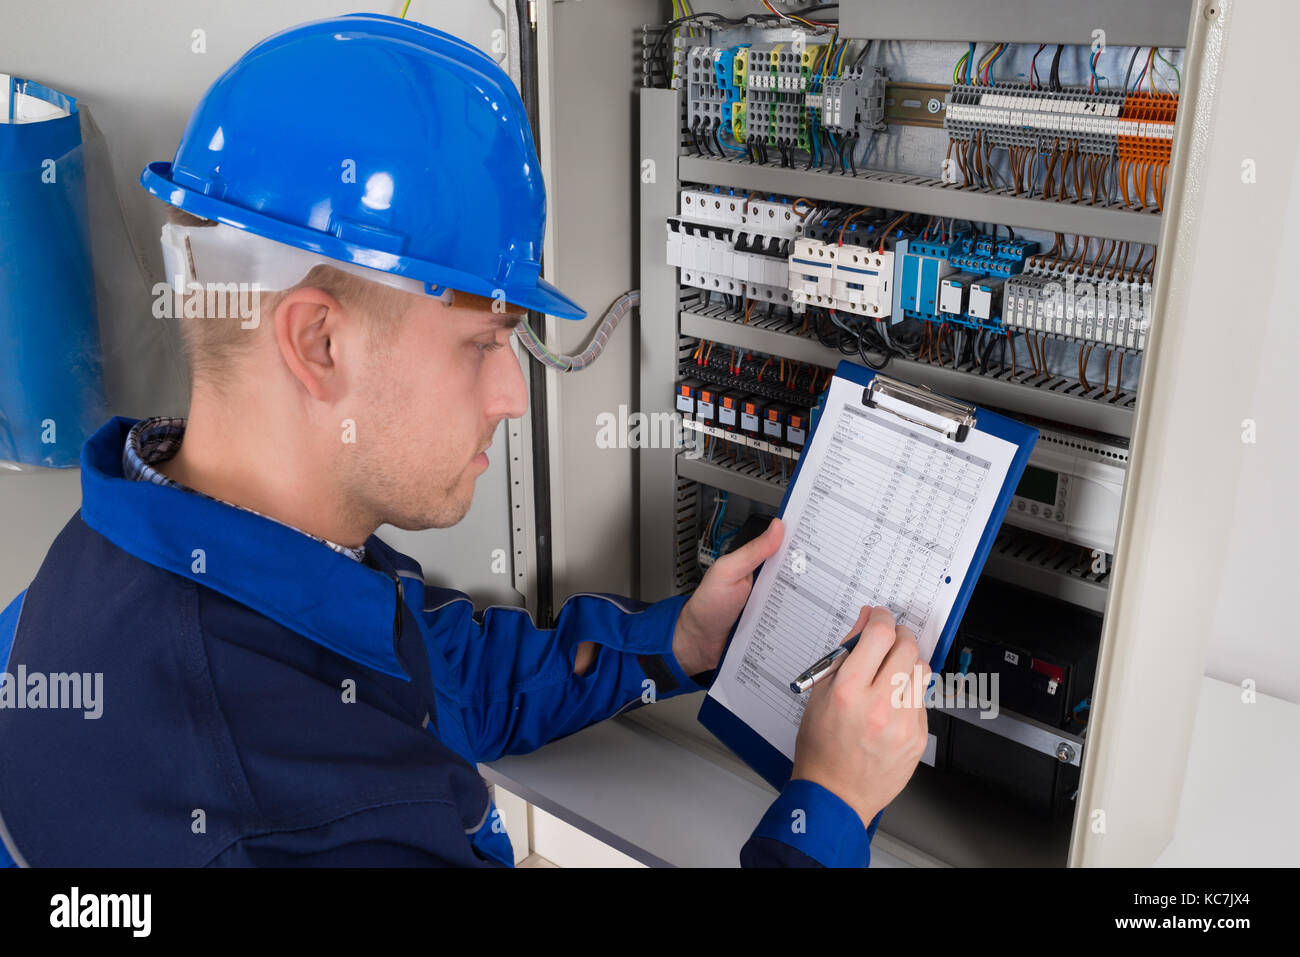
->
[{"left": 393, "top": 486, "right": 475, "bottom": 531}]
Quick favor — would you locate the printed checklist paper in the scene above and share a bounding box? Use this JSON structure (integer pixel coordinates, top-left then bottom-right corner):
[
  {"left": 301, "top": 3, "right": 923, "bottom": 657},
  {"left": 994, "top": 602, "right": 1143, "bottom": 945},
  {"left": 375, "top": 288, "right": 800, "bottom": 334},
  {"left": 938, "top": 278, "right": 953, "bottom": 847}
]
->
[{"left": 707, "top": 372, "right": 1019, "bottom": 761}]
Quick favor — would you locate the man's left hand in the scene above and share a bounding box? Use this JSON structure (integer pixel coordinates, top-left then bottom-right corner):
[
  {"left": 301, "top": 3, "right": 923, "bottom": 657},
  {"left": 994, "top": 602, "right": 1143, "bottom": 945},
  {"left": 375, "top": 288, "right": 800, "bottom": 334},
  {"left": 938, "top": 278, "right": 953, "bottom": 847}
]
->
[{"left": 671, "top": 518, "right": 784, "bottom": 677}]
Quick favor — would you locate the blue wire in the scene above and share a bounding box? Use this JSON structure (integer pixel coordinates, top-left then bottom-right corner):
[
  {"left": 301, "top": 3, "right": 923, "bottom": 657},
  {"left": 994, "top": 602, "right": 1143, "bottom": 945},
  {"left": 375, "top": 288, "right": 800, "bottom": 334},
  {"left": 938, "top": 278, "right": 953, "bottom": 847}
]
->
[
  {"left": 709, "top": 492, "right": 728, "bottom": 549},
  {"left": 830, "top": 132, "right": 847, "bottom": 172},
  {"left": 1131, "top": 52, "right": 1149, "bottom": 91},
  {"left": 715, "top": 126, "right": 744, "bottom": 153},
  {"left": 966, "top": 42, "right": 974, "bottom": 84},
  {"left": 987, "top": 42, "right": 1007, "bottom": 81}
]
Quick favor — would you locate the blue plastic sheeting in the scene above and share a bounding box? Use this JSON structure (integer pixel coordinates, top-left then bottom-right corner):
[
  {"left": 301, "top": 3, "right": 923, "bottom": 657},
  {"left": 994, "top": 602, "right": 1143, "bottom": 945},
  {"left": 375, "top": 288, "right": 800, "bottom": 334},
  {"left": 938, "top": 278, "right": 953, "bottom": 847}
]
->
[{"left": 0, "top": 75, "right": 106, "bottom": 468}]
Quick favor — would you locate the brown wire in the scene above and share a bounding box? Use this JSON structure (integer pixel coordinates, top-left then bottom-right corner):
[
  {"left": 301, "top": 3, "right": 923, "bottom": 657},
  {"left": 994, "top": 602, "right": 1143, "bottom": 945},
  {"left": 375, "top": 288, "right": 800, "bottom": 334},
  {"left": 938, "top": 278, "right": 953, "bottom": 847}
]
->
[
  {"left": 1058, "top": 140, "right": 1075, "bottom": 202},
  {"left": 1091, "top": 239, "right": 1108, "bottom": 272},
  {"left": 1071, "top": 236, "right": 1090, "bottom": 273},
  {"left": 1043, "top": 138, "right": 1060, "bottom": 197},
  {"left": 1108, "top": 241, "right": 1126, "bottom": 280}
]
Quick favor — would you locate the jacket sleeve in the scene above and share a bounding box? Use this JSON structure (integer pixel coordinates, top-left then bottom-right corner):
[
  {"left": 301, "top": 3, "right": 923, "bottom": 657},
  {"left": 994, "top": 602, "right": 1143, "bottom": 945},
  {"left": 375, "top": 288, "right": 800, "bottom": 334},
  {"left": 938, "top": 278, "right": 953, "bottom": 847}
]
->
[
  {"left": 740, "top": 780, "right": 881, "bottom": 868},
  {"left": 421, "top": 588, "right": 704, "bottom": 762}
]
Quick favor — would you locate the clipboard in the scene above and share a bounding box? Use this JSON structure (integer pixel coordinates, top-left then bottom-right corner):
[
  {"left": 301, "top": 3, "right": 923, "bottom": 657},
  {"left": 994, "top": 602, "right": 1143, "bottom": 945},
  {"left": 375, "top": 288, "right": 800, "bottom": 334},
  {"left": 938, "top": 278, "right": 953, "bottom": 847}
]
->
[{"left": 697, "top": 359, "right": 1039, "bottom": 791}]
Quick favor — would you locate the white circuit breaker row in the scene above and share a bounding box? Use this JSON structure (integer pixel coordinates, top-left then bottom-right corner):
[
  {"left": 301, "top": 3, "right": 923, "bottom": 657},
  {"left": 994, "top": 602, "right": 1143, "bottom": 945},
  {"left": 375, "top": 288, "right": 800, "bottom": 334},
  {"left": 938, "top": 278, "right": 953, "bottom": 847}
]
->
[
  {"left": 667, "top": 188, "right": 893, "bottom": 317},
  {"left": 667, "top": 188, "right": 802, "bottom": 305},
  {"left": 788, "top": 237, "right": 893, "bottom": 318}
]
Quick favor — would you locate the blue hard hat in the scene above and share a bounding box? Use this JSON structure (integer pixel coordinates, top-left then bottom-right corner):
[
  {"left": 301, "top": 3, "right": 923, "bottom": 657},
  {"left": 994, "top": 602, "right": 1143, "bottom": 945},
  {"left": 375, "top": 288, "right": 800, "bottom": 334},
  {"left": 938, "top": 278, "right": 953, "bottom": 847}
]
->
[{"left": 140, "top": 12, "right": 585, "bottom": 319}]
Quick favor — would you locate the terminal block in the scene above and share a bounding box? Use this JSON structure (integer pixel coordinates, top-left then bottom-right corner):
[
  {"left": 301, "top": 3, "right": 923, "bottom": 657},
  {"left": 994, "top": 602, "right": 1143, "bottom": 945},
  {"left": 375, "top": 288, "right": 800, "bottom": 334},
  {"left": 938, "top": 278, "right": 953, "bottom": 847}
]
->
[
  {"left": 808, "top": 66, "right": 887, "bottom": 135},
  {"left": 944, "top": 82, "right": 1125, "bottom": 157},
  {"left": 1117, "top": 91, "right": 1178, "bottom": 209},
  {"left": 1003, "top": 265, "right": 1152, "bottom": 351},
  {"left": 744, "top": 43, "right": 826, "bottom": 151},
  {"left": 684, "top": 45, "right": 729, "bottom": 140}
]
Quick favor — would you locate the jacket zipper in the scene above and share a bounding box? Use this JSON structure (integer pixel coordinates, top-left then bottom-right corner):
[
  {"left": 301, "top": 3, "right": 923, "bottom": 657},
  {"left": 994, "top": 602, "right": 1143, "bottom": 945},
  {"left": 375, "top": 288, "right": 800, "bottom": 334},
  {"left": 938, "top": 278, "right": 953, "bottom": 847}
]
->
[{"left": 390, "top": 573, "right": 404, "bottom": 659}]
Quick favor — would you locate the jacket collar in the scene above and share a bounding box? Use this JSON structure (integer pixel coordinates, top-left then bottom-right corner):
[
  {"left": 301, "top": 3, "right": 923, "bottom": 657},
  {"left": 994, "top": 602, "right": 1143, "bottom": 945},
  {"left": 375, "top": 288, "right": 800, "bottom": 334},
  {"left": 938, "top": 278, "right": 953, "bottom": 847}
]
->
[{"left": 79, "top": 417, "right": 411, "bottom": 681}]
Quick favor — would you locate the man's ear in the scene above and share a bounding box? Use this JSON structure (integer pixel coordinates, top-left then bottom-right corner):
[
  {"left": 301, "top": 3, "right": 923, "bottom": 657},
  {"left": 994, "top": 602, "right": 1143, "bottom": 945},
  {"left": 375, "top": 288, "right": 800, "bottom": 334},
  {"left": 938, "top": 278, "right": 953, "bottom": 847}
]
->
[{"left": 271, "top": 288, "right": 346, "bottom": 402}]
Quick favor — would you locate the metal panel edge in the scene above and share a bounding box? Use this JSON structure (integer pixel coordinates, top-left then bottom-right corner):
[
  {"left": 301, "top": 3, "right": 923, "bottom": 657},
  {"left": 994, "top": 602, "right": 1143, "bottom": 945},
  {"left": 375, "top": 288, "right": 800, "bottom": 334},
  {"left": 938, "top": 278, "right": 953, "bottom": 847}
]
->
[
  {"left": 678, "top": 157, "right": 1163, "bottom": 246},
  {"left": 840, "top": 0, "right": 1195, "bottom": 47},
  {"left": 679, "top": 310, "right": 1135, "bottom": 437},
  {"left": 638, "top": 88, "right": 683, "bottom": 600},
  {"left": 1070, "top": 0, "right": 1231, "bottom": 867}
]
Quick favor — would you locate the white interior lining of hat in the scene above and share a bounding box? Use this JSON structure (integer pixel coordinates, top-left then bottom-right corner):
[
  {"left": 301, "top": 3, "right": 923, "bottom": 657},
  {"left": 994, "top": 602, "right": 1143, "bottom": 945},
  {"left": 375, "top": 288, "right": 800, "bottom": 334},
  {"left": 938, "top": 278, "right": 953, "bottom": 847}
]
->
[{"left": 159, "top": 219, "right": 454, "bottom": 305}]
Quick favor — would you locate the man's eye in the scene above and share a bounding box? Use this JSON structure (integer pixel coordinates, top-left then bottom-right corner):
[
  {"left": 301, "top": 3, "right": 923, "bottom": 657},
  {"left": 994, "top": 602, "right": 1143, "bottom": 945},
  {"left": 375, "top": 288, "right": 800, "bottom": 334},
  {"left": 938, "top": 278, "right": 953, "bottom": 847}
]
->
[{"left": 476, "top": 341, "right": 506, "bottom": 353}]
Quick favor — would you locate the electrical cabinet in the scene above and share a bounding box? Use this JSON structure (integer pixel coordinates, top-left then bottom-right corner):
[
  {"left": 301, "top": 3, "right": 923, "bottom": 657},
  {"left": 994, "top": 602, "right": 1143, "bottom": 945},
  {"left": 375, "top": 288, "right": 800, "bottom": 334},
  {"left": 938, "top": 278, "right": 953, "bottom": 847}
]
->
[
  {"left": 1, "top": 0, "right": 1284, "bottom": 872},
  {"left": 604, "top": 0, "right": 1228, "bottom": 867},
  {"left": 493, "top": 0, "right": 1275, "bottom": 868}
]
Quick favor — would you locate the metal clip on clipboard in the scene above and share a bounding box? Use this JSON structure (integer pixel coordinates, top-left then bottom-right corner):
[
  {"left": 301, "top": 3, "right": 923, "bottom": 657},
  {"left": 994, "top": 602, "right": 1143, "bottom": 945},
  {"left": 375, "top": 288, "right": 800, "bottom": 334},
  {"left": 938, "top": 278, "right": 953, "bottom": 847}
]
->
[{"left": 861, "top": 374, "right": 977, "bottom": 443}]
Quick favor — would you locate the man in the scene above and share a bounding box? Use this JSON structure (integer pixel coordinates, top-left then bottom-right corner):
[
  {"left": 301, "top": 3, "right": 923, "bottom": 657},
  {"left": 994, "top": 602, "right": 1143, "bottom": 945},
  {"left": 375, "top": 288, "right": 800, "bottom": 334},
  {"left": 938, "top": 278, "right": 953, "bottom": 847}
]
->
[{"left": 0, "top": 13, "right": 928, "bottom": 867}]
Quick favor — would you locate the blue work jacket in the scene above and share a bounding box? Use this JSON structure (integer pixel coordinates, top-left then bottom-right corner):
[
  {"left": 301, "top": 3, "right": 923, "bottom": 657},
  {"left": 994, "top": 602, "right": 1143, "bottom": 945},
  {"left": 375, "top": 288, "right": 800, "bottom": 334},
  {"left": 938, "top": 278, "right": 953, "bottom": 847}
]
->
[{"left": 0, "top": 418, "right": 874, "bottom": 866}]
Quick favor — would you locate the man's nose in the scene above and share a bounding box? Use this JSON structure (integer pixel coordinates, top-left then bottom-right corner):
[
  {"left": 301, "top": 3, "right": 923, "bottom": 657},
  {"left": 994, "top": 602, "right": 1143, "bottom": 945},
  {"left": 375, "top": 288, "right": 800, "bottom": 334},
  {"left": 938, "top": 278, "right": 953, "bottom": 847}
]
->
[{"left": 490, "top": 340, "right": 530, "bottom": 420}]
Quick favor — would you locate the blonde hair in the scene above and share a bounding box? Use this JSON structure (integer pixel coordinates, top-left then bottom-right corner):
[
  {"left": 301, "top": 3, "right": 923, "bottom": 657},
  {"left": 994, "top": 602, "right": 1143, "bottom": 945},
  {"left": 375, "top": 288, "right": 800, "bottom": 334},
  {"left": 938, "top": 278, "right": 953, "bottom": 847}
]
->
[{"left": 165, "top": 207, "right": 415, "bottom": 387}]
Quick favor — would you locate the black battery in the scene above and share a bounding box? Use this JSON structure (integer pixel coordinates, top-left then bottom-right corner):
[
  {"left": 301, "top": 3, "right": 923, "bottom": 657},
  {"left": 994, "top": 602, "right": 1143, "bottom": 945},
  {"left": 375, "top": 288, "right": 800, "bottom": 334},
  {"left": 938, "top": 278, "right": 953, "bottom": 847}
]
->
[
  {"left": 944, "top": 577, "right": 1099, "bottom": 728},
  {"left": 938, "top": 577, "right": 1101, "bottom": 819}
]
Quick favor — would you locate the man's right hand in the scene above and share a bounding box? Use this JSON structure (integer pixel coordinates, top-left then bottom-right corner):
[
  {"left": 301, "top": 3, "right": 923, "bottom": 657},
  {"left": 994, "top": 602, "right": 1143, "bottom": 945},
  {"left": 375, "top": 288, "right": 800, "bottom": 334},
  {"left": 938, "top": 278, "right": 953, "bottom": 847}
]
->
[{"left": 791, "top": 605, "right": 931, "bottom": 830}]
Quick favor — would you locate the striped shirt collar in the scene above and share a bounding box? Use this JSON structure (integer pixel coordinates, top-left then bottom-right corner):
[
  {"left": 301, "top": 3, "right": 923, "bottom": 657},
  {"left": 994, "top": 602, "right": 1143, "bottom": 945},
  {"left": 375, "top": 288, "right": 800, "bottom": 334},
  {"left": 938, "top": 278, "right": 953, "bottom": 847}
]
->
[{"left": 122, "top": 416, "right": 366, "bottom": 563}]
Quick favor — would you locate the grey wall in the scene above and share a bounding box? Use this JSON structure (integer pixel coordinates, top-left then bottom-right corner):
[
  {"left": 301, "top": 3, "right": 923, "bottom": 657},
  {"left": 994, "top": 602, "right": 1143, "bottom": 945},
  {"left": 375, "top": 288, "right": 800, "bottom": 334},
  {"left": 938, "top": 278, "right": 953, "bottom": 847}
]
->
[{"left": 0, "top": 0, "right": 525, "bottom": 608}]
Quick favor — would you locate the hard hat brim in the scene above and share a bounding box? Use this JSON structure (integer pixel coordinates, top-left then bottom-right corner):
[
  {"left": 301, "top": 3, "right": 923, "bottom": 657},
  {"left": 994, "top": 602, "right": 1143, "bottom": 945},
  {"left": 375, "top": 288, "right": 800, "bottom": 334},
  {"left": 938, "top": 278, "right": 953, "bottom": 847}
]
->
[
  {"left": 141, "top": 161, "right": 588, "bottom": 321},
  {"left": 521, "top": 277, "right": 587, "bottom": 322}
]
